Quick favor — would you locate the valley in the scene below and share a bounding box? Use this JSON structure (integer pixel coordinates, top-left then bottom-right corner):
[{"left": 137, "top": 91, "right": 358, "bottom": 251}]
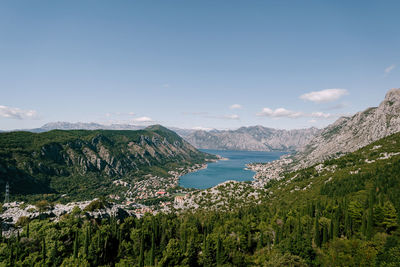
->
[{"left": 1, "top": 89, "right": 400, "bottom": 266}]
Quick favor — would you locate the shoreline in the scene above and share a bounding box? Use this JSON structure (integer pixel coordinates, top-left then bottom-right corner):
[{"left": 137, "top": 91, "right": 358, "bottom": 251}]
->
[{"left": 177, "top": 154, "right": 230, "bottom": 189}]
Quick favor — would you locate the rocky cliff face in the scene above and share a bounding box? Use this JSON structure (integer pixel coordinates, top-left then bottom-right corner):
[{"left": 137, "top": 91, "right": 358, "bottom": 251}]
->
[
  {"left": 295, "top": 88, "right": 400, "bottom": 168},
  {"left": 184, "top": 126, "right": 320, "bottom": 151}
]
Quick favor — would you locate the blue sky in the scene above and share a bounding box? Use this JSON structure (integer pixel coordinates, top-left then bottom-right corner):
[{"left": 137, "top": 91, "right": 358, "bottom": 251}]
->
[{"left": 0, "top": 1, "right": 399, "bottom": 130}]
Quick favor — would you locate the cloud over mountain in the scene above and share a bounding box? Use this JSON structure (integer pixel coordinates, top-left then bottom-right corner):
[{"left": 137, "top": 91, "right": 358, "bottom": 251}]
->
[{"left": 0, "top": 105, "right": 38, "bottom": 120}]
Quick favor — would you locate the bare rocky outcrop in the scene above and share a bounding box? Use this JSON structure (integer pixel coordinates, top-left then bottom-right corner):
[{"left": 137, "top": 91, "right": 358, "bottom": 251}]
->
[
  {"left": 183, "top": 126, "right": 321, "bottom": 151},
  {"left": 295, "top": 88, "right": 400, "bottom": 168}
]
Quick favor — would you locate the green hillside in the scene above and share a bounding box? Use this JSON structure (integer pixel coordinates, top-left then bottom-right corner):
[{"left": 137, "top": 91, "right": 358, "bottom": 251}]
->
[
  {"left": 0, "top": 126, "right": 214, "bottom": 202},
  {"left": 1, "top": 132, "right": 400, "bottom": 266}
]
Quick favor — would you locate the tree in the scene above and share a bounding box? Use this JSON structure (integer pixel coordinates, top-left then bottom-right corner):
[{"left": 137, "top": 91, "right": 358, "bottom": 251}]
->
[
  {"left": 313, "top": 215, "right": 321, "bottom": 247},
  {"left": 159, "top": 239, "right": 183, "bottom": 267},
  {"left": 35, "top": 200, "right": 52, "bottom": 214},
  {"left": 84, "top": 226, "right": 89, "bottom": 258},
  {"left": 382, "top": 201, "right": 398, "bottom": 233},
  {"left": 150, "top": 231, "right": 155, "bottom": 266},
  {"left": 73, "top": 232, "right": 79, "bottom": 259},
  {"left": 42, "top": 238, "right": 46, "bottom": 264}
]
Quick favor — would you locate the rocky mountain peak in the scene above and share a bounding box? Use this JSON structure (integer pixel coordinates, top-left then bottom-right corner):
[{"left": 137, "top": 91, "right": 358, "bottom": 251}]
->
[
  {"left": 378, "top": 88, "right": 400, "bottom": 113},
  {"left": 295, "top": 88, "right": 400, "bottom": 168},
  {"left": 384, "top": 88, "right": 400, "bottom": 102}
]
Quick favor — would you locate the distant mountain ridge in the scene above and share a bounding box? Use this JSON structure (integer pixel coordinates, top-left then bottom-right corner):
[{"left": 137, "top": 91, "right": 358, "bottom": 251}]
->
[
  {"left": 183, "top": 126, "right": 321, "bottom": 151},
  {"left": 29, "top": 122, "right": 146, "bottom": 132},
  {"left": 294, "top": 88, "right": 400, "bottom": 168},
  {"left": 9, "top": 122, "right": 321, "bottom": 152}
]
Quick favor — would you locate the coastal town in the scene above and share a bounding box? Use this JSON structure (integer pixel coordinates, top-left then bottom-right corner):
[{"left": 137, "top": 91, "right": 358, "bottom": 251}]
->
[{"left": 247, "top": 154, "right": 293, "bottom": 187}]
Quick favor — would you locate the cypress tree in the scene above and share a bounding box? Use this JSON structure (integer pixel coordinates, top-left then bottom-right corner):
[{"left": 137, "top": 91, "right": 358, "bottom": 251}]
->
[
  {"left": 73, "top": 232, "right": 79, "bottom": 259},
  {"left": 366, "top": 209, "right": 373, "bottom": 240},
  {"left": 344, "top": 211, "right": 351, "bottom": 237},
  {"left": 322, "top": 225, "right": 328, "bottom": 245},
  {"left": 9, "top": 244, "right": 13, "bottom": 265},
  {"left": 247, "top": 232, "right": 252, "bottom": 252},
  {"left": 216, "top": 236, "right": 222, "bottom": 265},
  {"left": 150, "top": 231, "right": 155, "bottom": 266},
  {"left": 84, "top": 226, "right": 89, "bottom": 258},
  {"left": 361, "top": 214, "right": 367, "bottom": 237},
  {"left": 258, "top": 231, "right": 264, "bottom": 249},
  {"left": 42, "top": 238, "right": 46, "bottom": 264},
  {"left": 26, "top": 223, "right": 30, "bottom": 239},
  {"left": 139, "top": 231, "right": 144, "bottom": 267},
  {"left": 314, "top": 216, "right": 321, "bottom": 247}
]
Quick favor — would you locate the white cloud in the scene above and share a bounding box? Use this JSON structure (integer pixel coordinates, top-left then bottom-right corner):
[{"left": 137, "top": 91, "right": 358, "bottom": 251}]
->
[
  {"left": 310, "top": 112, "right": 334, "bottom": 119},
  {"left": 132, "top": 116, "right": 153, "bottom": 123},
  {"left": 257, "top": 107, "right": 334, "bottom": 119},
  {"left": 384, "top": 64, "right": 396, "bottom": 75},
  {"left": 300, "top": 89, "right": 348, "bottom": 103},
  {"left": 257, "top": 108, "right": 303, "bottom": 118},
  {"left": 0, "top": 105, "right": 38, "bottom": 120},
  {"left": 308, "top": 119, "right": 317, "bottom": 124},
  {"left": 192, "top": 126, "right": 213, "bottom": 131},
  {"left": 230, "top": 104, "right": 242, "bottom": 109},
  {"left": 223, "top": 114, "right": 240, "bottom": 120}
]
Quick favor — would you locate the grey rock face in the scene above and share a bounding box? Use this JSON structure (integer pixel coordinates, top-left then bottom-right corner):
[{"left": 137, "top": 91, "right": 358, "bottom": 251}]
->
[
  {"left": 31, "top": 122, "right": 146, "bottom": 132},
  {"left": 295, "top": 88, "right": 400, "bottom": 168},
  {"left": 183, "top": 126, "right": 321, "bottom": 151}
]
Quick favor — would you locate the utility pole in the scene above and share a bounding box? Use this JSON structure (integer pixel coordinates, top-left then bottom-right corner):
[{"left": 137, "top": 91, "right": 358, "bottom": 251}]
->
[{"left": 4, "top": 182, "right": 9, "bottom": 203}]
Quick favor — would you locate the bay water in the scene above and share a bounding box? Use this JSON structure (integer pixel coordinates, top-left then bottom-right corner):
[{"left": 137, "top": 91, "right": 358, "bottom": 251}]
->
[{"left": 179, "top": 149, "right": 285, "bottom": 189}]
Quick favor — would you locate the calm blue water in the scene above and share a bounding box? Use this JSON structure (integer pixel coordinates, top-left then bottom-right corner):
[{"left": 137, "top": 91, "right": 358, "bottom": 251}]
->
[{"left": 179, "top": 149, "right": 285, "bottom": 189}]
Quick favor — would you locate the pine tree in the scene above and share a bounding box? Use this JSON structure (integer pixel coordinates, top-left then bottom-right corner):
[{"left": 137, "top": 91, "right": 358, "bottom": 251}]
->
[{"left": 382, "top": 201, "right": 398, "bottom": 233}]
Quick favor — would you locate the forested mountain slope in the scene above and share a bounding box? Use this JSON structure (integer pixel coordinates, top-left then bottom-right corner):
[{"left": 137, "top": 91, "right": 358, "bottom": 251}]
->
[
  {"left": 0, "top": 125, "right": 213, "bottom": 201},
  {"left": 2, "top": 131, "right": 400, "bottom": 266}
]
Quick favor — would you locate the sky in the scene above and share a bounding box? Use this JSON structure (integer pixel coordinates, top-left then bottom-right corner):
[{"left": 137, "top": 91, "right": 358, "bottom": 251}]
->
[{"left": 0, "top": 0, "right": 399, "bottom": 131}]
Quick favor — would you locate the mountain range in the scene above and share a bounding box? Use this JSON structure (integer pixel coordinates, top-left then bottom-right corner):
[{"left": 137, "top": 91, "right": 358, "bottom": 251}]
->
[
  {"left": 10, "top": 122, "right": 321, "bottom": 152},
  {"left": 182, "top": 126, "right": 321, "bottom": 151}
]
